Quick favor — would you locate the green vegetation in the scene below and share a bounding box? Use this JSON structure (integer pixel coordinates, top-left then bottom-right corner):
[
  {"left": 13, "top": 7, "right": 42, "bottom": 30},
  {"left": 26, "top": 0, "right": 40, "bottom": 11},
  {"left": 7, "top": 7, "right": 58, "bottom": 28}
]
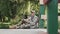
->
[{"left": 0, "top": 0, "right": 39, "bottom": 28}]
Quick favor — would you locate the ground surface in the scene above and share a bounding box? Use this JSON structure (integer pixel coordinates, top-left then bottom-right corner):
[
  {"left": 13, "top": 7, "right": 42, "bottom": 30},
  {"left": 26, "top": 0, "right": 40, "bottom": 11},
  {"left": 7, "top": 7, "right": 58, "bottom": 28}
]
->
[{"left": 0, "top": 29, "right": 60, "bottom": 34}]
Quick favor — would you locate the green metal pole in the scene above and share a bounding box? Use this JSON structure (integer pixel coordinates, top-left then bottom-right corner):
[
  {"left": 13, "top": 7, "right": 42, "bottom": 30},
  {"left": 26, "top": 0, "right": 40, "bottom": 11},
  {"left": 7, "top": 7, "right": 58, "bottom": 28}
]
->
[
  {"left": 47, "top": 0, "right": 58, "bottom": 34},
  {"left": 39, "top": 5, "right": 45, "bottom": 28}
]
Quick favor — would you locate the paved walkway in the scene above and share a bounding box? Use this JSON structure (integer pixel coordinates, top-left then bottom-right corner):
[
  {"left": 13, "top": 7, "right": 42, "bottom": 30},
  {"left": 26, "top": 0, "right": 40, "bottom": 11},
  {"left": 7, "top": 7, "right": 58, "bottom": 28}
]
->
[
  {"left": 0, "top": 29, "right": 47, "bottom": 34},
  {"left": 0, "top": 29, "right": 60, "bottom": 34}
]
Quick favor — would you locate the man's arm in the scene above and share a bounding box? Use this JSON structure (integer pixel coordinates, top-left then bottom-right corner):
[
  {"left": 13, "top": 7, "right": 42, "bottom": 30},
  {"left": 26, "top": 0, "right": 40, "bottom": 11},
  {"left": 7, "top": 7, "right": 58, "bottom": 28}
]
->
[{"left": 23, "top": 17, "right": 31, "bottom": 23}]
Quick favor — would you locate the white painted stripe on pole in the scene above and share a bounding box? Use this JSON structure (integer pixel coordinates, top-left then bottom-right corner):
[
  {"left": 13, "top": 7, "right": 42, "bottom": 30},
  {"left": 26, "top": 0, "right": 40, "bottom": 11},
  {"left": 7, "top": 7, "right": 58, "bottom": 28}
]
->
[
  {"left": 39, "top": 0, "right": 44, "bottom": 5},
  {"left": 58, "top": 3, "right": 60, "bottom": 13}
]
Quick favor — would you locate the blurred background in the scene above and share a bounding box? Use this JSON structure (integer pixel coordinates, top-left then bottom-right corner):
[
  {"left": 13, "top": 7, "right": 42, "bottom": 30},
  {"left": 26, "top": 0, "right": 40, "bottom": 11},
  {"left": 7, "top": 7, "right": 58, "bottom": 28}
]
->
[{"left": 0, "top": 0, "right": 60, "bottom": 29}]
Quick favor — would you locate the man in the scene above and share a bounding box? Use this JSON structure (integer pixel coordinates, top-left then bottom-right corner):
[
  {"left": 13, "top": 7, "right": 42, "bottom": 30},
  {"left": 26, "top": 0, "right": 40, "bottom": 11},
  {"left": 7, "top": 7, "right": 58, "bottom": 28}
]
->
[{"left": 20, "top": 10, "right": 39, "bottom": 29}]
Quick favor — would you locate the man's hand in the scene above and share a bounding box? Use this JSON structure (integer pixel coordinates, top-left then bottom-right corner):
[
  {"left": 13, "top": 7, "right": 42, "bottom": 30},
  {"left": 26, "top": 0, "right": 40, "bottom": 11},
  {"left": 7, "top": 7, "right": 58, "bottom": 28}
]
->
[{"left": 23, "top": 19, "right": 30, "bottom": 24}]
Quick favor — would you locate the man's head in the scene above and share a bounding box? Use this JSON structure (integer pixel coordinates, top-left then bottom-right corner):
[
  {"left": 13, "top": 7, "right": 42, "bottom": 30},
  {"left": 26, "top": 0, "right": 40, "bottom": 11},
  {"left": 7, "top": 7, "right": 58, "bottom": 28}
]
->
[{"left": 31, "top": 10, "right": 35, "bottom": 16}]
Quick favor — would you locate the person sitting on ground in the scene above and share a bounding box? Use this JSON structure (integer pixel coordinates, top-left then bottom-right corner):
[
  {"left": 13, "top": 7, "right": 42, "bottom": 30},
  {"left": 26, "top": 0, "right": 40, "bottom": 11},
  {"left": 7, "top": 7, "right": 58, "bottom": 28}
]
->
[{"left": 19, "top": 10, "right": 39, "bottom": 29}]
